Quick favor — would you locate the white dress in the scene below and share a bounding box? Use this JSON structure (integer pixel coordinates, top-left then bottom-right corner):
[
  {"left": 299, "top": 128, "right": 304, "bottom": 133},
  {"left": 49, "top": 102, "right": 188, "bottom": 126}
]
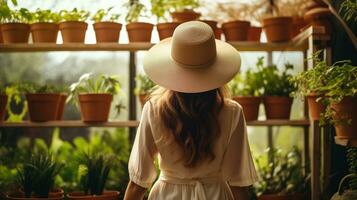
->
[{"left": 128, "top": 99, "right": 258, "bottom": 200}]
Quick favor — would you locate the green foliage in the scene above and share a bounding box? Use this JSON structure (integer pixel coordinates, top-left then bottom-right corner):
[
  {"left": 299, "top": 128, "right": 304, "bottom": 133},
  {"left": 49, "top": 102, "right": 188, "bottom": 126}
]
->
[
  {"left": 256, "top": 57, "right": 296, "bottom": 96},
  {"left": 31, "top": 9, "right": 60, "bottom": 23},
  {"left": 59, "top": 8, "right": 90, "bottom": 22},
  {"left": 91, "top": 7, "right": 120, "bottom": 23},
  {"left": 17, "top": 83, "right": 66, "bottom": 94},
  {"left": 1, "top": 8, "right": 33, "bottom": 23},
  {"left": 255, "top": 147, "right": 308, "bottom": 195},
  {"left": 134, "top": 74, "right": 156, "bottom": 95},
  {"left": 347, "top": 148, "right": 357, "bottom": 190},
  {"left": 150, "top": 0, "right": 169, "bottom": 22},
  {"left": 228, "top": 68, "right": 263, "bottom": 97},
  {"left": 125, "top": 1, "right": 146, "bottom": 23},
  {"left": 0, "top": 0, "right": 18, "bottom": 23},
  {"left": 166, "top": 0, "right": 200, "bottom": 12},
  {"left": 340, "top": 0, "right": 357, "bottom": 22}
]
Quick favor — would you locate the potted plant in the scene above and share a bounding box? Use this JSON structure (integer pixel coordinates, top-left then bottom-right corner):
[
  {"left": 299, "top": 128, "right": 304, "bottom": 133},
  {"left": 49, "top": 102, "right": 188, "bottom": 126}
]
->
[
  {"left": 257, "top": 57, "right": 296, "bottom": 119},
  {"left": 0, "top": 8, "right": 32, "bottom": 43},
  {"left": 151, "top": 0, "right": 180, "bottom": 40},
  {"left": 255, "top": 147, "right": 308, "bottom": 200},
  {"left": 262, "top": 15, "right": 293, "bottom": 42},
  {"left": 0, "top": 83, "right": 7, "bottom": 121},
  {"left": 59, "top": 8, "right": 89, "bottom": 43},
  {"left": 7, "top": 151, "right": 63, "bottom": 200},
  {"left": 135, "top": 74, "right": 156, "bottom": 107},
  {"left": 248, "top": 25, "right": 262, "bottom": 42},
  {"left": 228, "top": 67, "right": 263, "bottom": 121},
  {"left": 125, "top": 1, "right": 153, "bottom": 42},
  {"left": 168, "top": 0, "right": 201, "bottom": 22},
  {"left": 19, "top": 83, "right": 63, "bottom": 122},
  {"left": 30, "top": 9, "right": 60, "bottom": 43},
  {"left": 91, "top": 7, "right": 122, "bottom": 43},
  {"left": 68, "top": 73, "right": 123, "bottom": 122},
  {"left": 67, "top": 152, "right": 119, "bottom": 200},
  {"left": 222, "top": 20, "right": 250, "bottom": 41}
]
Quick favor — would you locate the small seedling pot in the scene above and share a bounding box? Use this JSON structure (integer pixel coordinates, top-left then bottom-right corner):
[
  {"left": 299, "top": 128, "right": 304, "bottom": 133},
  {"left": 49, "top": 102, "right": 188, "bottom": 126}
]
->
[
  {"left": 171, "top": 10, "right": 200, "bottom": 22},
  {"left": 93, "top": 22, "right": 122, "bottom": 43},
  {"left": 0, "top": 94, "right": 8, "bottom": 121},
  {"left": 30, "top": 22, "right": 59, "bottom": 43},
  {"left": 26, "top": 93, "right": 61, "bottom": 122},
  {"left": 56, "top": 94, "right": 67, "bottom": 120},
  {"left": 156, "top": 22, "right": 181, "bottom": 40},
  {"left": 78, "top": 93, "right": 113, "bottom": 122},
  {"left": 233, "top": 96, "right": 262, "bottom": 121},
  {"left": 222, "top": 20, "right": 250, "bottom": 41},
  {"left": 304, "top": 8, "right": 332, "bottom": 35},
  {"left": 1, "top": 23, "right": 30, "bottom": 43},
  {"left": 263, "top": 96, "right": 293, "bottom": 119},
  {"left": 331, "top": 96, "right": 357, "bottom": 140},
  {"left": 262, "top": 16, "right": 293, "bottom": 42},
  {"left": 67, "top": 191, "right": 119, "bottom": 200},
  {"left": 59, "top": 21, "right": 88, "bottom": 43},
  {"left": 248, "top": 26, "right": 262, "bottom": 42},
  {"left": 200, "top": 20, "right": 221, "bottom": 39},
  {"left": 126, "top": 22, "right": 153, "bottom": 42},
  {"left": 306, "top": 93, "right": 325, "bottom": 121}
]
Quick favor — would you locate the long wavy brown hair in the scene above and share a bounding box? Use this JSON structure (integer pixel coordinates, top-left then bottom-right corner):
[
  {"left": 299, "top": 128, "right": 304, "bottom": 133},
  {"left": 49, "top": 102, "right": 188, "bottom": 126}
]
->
[{"left": 152, "top": 87, "right": 228, "bottom": 167}]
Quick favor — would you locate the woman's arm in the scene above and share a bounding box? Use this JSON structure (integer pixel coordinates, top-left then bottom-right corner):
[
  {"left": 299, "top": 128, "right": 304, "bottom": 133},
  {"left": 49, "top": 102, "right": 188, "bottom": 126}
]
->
[
  {"left": 230, "top": 186, "right": 250, "bottom": 200},
  {"left": 124, "top": 181, "right": 147, "bottom": 200}
]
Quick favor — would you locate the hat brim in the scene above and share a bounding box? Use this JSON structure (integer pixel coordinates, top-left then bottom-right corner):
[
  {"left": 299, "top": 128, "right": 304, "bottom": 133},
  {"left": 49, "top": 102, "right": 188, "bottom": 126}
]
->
[{"left": 143, "top": 38, "right": 241, "bottom": 93}]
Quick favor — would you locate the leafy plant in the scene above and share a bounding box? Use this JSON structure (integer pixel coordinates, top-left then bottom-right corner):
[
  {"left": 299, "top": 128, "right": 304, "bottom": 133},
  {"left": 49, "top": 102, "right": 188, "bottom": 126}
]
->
[
  {"left": 0, "top": 0, "right": 17, "bottom": 23},
  {"left": 134, "top": 74, "right": 156, "bottom": 95},
  {"left": 151, "top": 0, "right": 170, "bottom": 22},
  {"left": 1, "top": 8, "right": 33, "bottom": 23},
  {"left": 340, "top": 0, "right": 357, "bottom": 22},
  {"left": 91, "top": 7, "right": 120, "bottom": 23},
  {"left": 166, "top": 0, "right": 200, "bottom": 12},
  {"left": 31, "top": 9, "right": 60, "bottom": 23},
  {"left": 228, "top": 68, "right": 263, "bottom": 97},
  {"left": 18, "top": 83, "right": 65, "bottom": 94},
  {"left": 347, "top": 147, "right": 357, "bottom": 190},
  {"left": 125, "top": 1, "right": 147, "bottom": 23},
  {"left": 59, "top": 8, "right": 90, "bottom": 22}
]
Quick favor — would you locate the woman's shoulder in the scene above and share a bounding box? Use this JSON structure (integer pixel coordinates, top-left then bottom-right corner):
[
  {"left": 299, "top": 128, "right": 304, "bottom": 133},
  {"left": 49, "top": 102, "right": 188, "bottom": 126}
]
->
[{"left": 223, "top": 99, "right": 243, "bottom": 112}]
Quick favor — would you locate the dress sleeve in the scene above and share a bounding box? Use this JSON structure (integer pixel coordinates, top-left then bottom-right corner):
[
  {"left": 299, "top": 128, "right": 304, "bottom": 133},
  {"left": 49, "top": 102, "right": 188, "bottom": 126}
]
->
[
  {"left": 221, "top": 104, "right": 258, "bottom": 187},
  {"left": 128, "top": 102, "right": 158, "bottom": 188}
]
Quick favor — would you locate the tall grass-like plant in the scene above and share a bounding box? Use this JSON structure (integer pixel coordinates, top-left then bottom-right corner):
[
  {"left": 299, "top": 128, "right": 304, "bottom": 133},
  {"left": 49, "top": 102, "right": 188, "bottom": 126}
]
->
[{"left": 340, "top": 0, "right": 357, "bottom": 22}]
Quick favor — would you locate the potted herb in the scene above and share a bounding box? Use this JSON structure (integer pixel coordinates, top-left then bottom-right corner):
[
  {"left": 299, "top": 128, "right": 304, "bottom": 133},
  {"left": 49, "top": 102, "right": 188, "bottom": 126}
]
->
[
  {"left": 257, "top": 57, "right": 296, "bottom": 119},
  {"left": 228, "top": 68, "right": 263, "bottom": 121},
  {"left": 0, "top": 8, "right": 32, "bottom": 43},
  {"left": 222, "top": 20, "right": 250, "bottom": 41},
  {"left": 135, "top": 74, "right": 156, "bottom": 107},
  {"left": 58, "top": 8, "right": 90, "bottom": 43},
  {"left": 91, "top": 7, "right": 122, "bottom": 43},
  {"left": 125, "top": 1, "right": 153, "bottom": 42},
  {"left": 168, "top": 0, "right": 201, "bottom": 22},
  {"left": 19, "top": 83, "right": 63, "bottom": 122},
  {"left": 68, "top": 73, "right": 123, "bottom": 122},
  {"left": 67, "top": 152, "right": 119, "bottom": 200},
  {"left": 0, "top": 0, "right": 17, "bottom": 43},
  {"left": 0, "top": 83, "right": 7, "bottom": 121},
  {"left": 30, "top": 9, "right": 60, "bottom": 43},
  {"left": 255, "top": 147, "right": 308, "bottom": 200},
  {"left": 7, "top": 151, "right": 63, "bottom": 200}
]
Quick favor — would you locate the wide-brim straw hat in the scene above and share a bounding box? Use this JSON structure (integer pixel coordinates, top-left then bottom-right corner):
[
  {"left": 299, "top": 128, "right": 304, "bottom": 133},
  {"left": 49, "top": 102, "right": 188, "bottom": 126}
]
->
[{"left": 144, "top": 21, "right": 241, "bottom": 93}]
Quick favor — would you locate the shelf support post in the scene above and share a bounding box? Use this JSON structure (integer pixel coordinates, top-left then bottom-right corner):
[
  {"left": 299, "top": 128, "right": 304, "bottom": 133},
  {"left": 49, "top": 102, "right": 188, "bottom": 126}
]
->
[{"left": 129, "top": 51, "right": 137, "bottom": 144}]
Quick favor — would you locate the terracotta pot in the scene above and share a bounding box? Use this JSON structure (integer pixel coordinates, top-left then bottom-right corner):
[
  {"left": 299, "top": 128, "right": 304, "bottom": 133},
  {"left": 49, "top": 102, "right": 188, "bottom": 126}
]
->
[
  {"left": 30, "top": 23, "right": 59, "bottom": 43},
  {"left": 78, "top": 94, "right": 113, "bottom": 122},
  {"left": 139, "top": 93, "right": 149, "bottom": 107},
  {"left": 126, "top": 22, "right": 153, "bottom": 42},
  {"left": 0, "top": 94, "right": 8, "bottom": 121},
  {"left": 67, "top": 191, "right": 119, "bottom": 200},
  {"left": 331, "top": 97, "right": 357, "bottom": 139},
  {"left": 59, "top": 21, "right": 88, "bottom": 43},
  {"left": 222, "top": 20, "right": 250, "bottom": 41},
  {"left": 7, "top": 189, "right": 64, "bottom": 200},
  {"left": 248, "top": 26, "right": 262, "bottom": 41},
  {"left": 306, "top": 94, "right": 325, "bottom": 120},
  {"left": 233, "top": 96, "right": 261, "bottom": 121},
  {"left": 171, "top": 10, "right": 201, "bottom": 22},
  {"left": 304, "top": 8, "right": 332, "bottom": 35},
  {"left": 262, "top": 16, "right": 293, "bottom": 42},
  {"left": 292, "top": 17, "right": 307, "bottom": 37},
  {"left": 157, "top": 22, "right": 180, "bottom": 40},
  {"left": 200, "top": 20, "right": 221, "bottom": 39},
  {"left": 0, "top": 24, "right": 3, "bottom": 43},
  {"left": 26, "top": 94, "right": 61, "bottom": 122},
  {"left": 258, "top": 194, "right": 292, "bottom": 200},
  {"left": 263, "top": 96, "right": 293, "bottom": 119},
  {"left": 56, "top": 94, "right": 67, "bottom": 120},
  {"left": 1, "top": 23, "right": 30, "bottom": 43},
  {"left": 93, "top": 22, "right": 122, "bottom": 43}
]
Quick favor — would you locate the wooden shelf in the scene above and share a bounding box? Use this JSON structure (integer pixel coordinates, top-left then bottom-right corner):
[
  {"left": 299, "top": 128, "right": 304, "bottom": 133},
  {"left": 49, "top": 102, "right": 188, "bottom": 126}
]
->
[
  {"left": 334, "top": 137, "right": 357, "bottom": 147},
  {"left": 247, "top": 119, "right": 310, "bottom": 126}
]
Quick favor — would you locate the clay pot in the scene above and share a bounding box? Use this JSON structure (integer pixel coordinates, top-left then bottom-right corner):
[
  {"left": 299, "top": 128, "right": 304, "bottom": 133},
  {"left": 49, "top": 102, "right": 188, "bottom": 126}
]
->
[
  {"left": 292, "top": 17, "right": 307, "bottom": 37},
  {"left": 0, "top": 24, "right": 3, "bottom": 43},
  {"left": 93, "top": 22, "right": 122, "bottom": 43},
  {"left": 0, "top": 94, "right": 7, "bottom": 121},
  {"left": 306, "top": 94, "right": 325, "bottom": 120},
  {"left": 233, "top": 96, "right": 262, "bottom": 121},
  {"left": 200, "top": 20, "right": 221, "bottom": 39},
  {"left": 1, "top": 23, "right": 30, "bottom": 43},
  {"left": 30, "top": 23, "right": 59, "bottom": 43},
  {"left": 59, "top": 21, "right": 88, "bottom": 43},
  {"left": 222, "top": 20, "right": 250, "bottom": 41},
  {"left": 331, "top": 97, "right": 357, "bottom": 140},
  {"left": 78, "top": 94, "right": 113, "bottom": 122},
  {"left": 157, "top": 22, "right": 180, "bottom": 40},
  {"left": 263, "top": 96, "right": 293, "bottom": 119},
  {"left": 139, "top": 93, "right": 149, "bottom": 107},
  {"left": 304, "top": 8, "right": 332, "bottom": 35},
  {"left": 248, "top": 26, "right": 262, "bottom": 41},
  {"left": 26, "top": 94, "right": 61, "bottom": 122},
  {"left": 262, "top": 16, "right": 293, "bottom": 42},
  {"left": 56, "top": 94, "right": 67, "bottom": 120},
  {"left": 7, "top": 189, "right": 64, "bottom": 200},
  {"left": 67, "top": 191, "right": 119, "bottom": 200},
  {"left": 126, "top": 22, "right": 153, "bottom": 42},
  {"left": 171, "top": 10, "right": 201, "bottom": 22}
]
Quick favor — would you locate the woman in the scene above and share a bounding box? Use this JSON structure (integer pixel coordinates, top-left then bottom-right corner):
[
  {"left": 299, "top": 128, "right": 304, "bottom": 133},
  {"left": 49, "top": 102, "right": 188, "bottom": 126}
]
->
[{"left": 124, "top": 21, "right": 258, "bottom": 200}]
